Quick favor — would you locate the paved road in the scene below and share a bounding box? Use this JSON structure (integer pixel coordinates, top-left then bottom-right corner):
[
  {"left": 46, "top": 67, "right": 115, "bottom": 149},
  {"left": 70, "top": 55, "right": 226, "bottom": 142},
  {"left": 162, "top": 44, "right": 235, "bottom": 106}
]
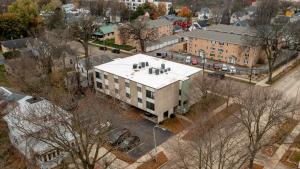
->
[
  {"left": 68, "top": 41, "right": 130, "bottom": 60},
  {"left": 272, "top": 63, "right": 300, "bottom": 103}
]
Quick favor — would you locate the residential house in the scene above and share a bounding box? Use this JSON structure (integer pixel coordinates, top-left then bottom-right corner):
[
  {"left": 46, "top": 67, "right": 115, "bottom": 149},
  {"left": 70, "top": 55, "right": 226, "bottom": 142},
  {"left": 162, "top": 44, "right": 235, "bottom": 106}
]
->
[
  {"left": 1, "top": 38, "right": 31, "bottom": 53},
  {"left": 115, "top": 18, "right": 173, "bottom": 51},
  {"left": 2, "top": 87, "right": 75, "bottom": 169},
  {"left": 76, "top": 55, "right": 112, "bottom": 87},
  {"left": 182, "top": 24, "right": 264, "bottom": 67},
  {"left": 120, "top": 0, "right": 172, "bottom": 12},
  {"left": 196, "top": 7, "right": 213, "bottom": 21},
  {"left": 230, "top": 11, "right": 250, "bottom": 24},
  {"left": 93, "top": 24, "right": 118, "bottom": 40},
  {"left": 232, "top": 20, "right": 250, "bottom": 27},
  {"left": 290, "top": 13, "right": 300, "bottom": 22},
  {"left": 93, "top": 54, "right": 201, "bottom": 123}
]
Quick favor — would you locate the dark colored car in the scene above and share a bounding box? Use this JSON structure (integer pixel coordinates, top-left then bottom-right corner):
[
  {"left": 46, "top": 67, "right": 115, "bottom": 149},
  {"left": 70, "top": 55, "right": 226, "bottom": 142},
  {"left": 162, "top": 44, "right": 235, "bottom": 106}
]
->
[
  {"left": 108, "top": 128, "right": 130, "bottom": 146},
  {"left": 99, "top": 46, "right": 107, "bottom": 51},
  {"left": 112, "top": 48, "right": 120, "bottom": 54},
  {"left": 156, "top": 52, "right": 168, "bottom": 58},
  {"left": 208, "top": 71, "right": 225, "bottom": 79},
  {"left": 213, "top": 63, "right": 221, "bottom": 69},
  {"left": 144, "top": 112, "right": 155, "bottom": 117},
  {"left": 118, "top": 136, "right": 141, "bottom": 151}
]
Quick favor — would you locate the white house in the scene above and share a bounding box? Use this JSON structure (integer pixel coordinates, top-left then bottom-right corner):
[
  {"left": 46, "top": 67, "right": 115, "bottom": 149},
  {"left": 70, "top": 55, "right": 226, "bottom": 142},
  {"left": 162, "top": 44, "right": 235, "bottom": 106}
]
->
[
  {"left": 2, "top": 87, "right": 75, "bottom": 169},
  {"left": 196, "top": 7, "right": 213, "bottom": 21},
  {"left": 119, "top": 0, "right": 172, "bottom": 13}
]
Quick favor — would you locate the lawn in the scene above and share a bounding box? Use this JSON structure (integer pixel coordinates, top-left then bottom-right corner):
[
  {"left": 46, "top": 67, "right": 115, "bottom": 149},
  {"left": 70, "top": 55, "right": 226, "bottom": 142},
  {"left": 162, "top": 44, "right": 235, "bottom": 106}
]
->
[
  {"left": 137, "top": 151, "right": 168, "bottom": 169},
  {"left": 0, "top": 65, "right": 10, "bottom": 87},
  {"left": 186, "top": 94, "right": 226, "bottom": 122},
  {"left": 93, "top": 39, "right": 135, "bottom": 51},
  {"left": 183, "top": 104, "right": 240, "bottom": 140},
  {"left": 161, "top": 117, "right": 191, "bottom": 134}
]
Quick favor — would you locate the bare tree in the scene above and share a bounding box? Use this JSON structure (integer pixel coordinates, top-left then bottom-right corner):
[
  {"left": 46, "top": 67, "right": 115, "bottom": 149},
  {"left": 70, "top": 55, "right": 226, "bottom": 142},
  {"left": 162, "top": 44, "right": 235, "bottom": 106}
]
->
[
  {"left": 233, "top": 87, "right": 292, "bottom": 169},
  {"left": 8, "top": 90, "right": 119, "bottom": 169},
  {"left": 172, "top": 121, "right": 246, "bottom": 169},
  {"left": 119, "top": 19, "right": 157, "bottom": 52}
]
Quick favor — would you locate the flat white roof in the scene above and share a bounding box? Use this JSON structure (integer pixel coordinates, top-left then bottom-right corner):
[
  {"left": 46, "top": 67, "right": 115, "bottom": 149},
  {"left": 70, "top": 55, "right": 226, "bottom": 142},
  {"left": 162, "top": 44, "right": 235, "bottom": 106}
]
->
[{"left": 94, "top": 54, "right": 201, "bottom": 89}]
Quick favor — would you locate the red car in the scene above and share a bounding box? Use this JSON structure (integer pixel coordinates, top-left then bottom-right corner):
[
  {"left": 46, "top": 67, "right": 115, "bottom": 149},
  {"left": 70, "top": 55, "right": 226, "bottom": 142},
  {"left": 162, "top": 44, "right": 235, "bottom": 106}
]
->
[{"left": 192, "top": 58, "right": 198, "bottom": 65}]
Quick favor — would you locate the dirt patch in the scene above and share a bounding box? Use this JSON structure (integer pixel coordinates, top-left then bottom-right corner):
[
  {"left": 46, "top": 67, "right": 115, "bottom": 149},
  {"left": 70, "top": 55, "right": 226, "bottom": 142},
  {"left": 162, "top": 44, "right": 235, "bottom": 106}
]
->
[
  {"left": 120, "top": 107, "right": 144, "bottom": 121},
  {"left": 281, "top": 150, "right": 298, "bottom": 168},
  {"left": 137, "top": 151, "right": 168, "bottom": 169},
  {"left": 186, "top": 94, "right": 226, "bottom": 122},
  {"left": 253, "top": 163, "right": 264, "bottom": 169},
  {"left": 161, "top": 117, "right": 191, "bottom": 134},
  {"left": 261, "top": 145, "right": 280, "bottom": 157},
  {"left": 103, "top": 144, "right": 136, "bottom": 164},
  {"left": 270, "top": 58, "right": 300, "bottom": 85},
  {"left": 183, "top": 104, "right": 240, "bottom": 140}
]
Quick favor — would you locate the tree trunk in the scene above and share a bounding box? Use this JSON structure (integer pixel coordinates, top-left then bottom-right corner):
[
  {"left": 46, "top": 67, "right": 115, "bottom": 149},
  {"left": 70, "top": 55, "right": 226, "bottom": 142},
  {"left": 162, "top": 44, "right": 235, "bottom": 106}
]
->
[
  {"left": 248, "top": 154, "right": 255, "bottom": 169},
  {"left": 140, "top": 40, "right": 145, "bottom": 53},
  {"left": 267, "top": 60, "right": 273, "bottom": 83}
]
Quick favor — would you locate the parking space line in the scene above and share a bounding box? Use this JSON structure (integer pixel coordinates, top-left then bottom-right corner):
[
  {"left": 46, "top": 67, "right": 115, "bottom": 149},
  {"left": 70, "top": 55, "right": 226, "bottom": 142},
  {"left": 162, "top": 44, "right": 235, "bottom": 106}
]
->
[{"left": 127, "top": 142, "right": 144, "bottom": 153}]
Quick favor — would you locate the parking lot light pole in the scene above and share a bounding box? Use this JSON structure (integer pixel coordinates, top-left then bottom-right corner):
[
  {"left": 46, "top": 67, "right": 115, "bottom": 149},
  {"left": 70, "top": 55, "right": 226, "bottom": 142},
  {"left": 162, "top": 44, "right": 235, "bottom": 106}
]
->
[{"left": 153, "top": 125, "right": 159, "bottom": 162}]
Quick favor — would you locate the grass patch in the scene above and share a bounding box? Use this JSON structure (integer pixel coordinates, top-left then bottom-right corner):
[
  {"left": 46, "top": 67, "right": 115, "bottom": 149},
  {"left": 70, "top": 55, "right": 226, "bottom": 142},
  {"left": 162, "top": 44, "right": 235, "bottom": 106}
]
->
[
  {"left": 137, "top": 151, "right": 168, "bottom": 169},
  {"left": 271, "top": 119, "right": 298, "bottom": 145},
  {"left": 186, "top": 94, "right": 226, "bottom": 122},
  {"left": 290, "top": 151, "right": 300, "bottom": 164},
  {"left": 93, "top": 39, "right": 135, "bottom": 51},
  {"left": 161, "top": 117, "right": 191, "bottom": 134},
  {"left": 183, "top": 104, "right": 240, "bottom": 140},
  {"left": 0, "top": 65, "right": 10, "bottom": 87}
]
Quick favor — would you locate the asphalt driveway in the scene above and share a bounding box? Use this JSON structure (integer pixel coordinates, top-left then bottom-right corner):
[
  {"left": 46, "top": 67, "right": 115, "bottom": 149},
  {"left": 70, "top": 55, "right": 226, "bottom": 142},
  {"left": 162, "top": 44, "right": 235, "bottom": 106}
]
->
[{"left": 112, "top": 108, "right": 173, "bottom": 159}]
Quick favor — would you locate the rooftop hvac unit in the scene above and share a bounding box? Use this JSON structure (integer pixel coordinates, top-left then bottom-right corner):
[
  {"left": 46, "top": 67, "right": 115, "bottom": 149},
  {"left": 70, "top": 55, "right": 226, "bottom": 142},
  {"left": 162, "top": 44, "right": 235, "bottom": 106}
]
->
[
  {"left": 161, "top": 63, "right": 165, "bottom": 69},
  {"left": 155, "top": 69, "right": 159, "bottom": 75},
  {"left": 141, "top": 62, "right": 145, "bottom": 67},
  {"left": 164, "top": 69, "right": 167, "bottom": 72},
  {"left": 160, "top": 69, "right": 164, "bottom": 73},
  {"left": 146, "top": 62, "right": 149, "bottom": 66},
  {"left": 149, "top": 68, "right": 153, "bottom": 74},
  {"left": 133, "top": 64, "right": 138, "bottom": 69},
  {"left": 138, "top": 65, "right": 142, "bottom": 69},
  {"left": 167, "top": 67, "right": 171, "bottom": 71}
]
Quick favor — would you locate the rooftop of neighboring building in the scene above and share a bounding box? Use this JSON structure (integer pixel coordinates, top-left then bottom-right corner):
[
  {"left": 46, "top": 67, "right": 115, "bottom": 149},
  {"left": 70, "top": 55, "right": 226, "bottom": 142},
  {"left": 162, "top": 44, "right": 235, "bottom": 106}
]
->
[
  {"left": 147, "top": 18, "right": 173, "bottom": 29},
  {"left": 183, "top": 29, "right": 250, "bottom": 46},
  {"left": 94, "top": 24, "right": 118, "bottom": 36},
  {"left": 205, "top": 24, "right": 256, "bottom": 36},
  {"left": 1, "top": 38, "right": 31, "bottom": 50},
  {"left": 94, "top": 54, "right": 201, "bottom": 89}
]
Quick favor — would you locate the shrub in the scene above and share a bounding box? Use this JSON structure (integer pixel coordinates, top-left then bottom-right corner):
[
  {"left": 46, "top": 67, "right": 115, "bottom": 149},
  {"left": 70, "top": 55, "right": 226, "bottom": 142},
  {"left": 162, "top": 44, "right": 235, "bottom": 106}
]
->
[{"left": 3, "top": 50, "right": 20, "bottom": 59}]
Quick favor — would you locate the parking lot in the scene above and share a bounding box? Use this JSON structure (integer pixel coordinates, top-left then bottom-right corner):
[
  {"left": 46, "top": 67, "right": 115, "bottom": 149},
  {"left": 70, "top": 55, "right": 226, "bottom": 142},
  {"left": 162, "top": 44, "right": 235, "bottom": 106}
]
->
[{"left": 110, "top": 107, "right": 173, "bottom": 159}]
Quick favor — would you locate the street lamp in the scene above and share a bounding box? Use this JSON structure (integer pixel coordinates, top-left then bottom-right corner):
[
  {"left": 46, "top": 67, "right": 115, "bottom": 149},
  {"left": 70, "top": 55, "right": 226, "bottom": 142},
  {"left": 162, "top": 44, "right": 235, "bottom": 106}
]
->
[{"left": 152, "top": 125, "right": 159, "bottom": 162}]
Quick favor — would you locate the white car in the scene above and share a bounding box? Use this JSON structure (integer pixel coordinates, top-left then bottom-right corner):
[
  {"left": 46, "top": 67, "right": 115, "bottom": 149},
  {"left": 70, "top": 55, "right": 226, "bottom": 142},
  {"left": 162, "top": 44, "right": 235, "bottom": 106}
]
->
[
  {"left": 221, "top": 64, "right": 228, "bottom": 71},
  {"left": 228, "top": 66, "right": 237, "bottom": 74},
  {"left": 185, "top": 56, "right": 192, "bottom": 64}
]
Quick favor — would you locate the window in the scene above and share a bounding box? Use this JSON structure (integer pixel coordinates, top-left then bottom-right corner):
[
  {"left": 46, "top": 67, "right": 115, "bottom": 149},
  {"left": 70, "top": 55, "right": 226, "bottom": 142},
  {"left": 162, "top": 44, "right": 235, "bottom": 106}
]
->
[
  {"left": 126, "top": 93, "right": 130, "bottom": 98},
  {"left": 179, "top": 90, "right": 181, "bottom": 95},
  {"left": 125, "top": 82, "right": 130, "bottom": 87},
  {"left": 115, "top": 89, "right": 119, "bottom": 94},
  {"left": 138, "top": 98, "right": 142, "bottom": 103},
  {"left": 146, "top": 90, "right": 154, "bottom": 99},
  {"left": 97, "top": 82, "right": 102, "bottom": 89},
  {"left": 104, "top": 74, "right": 107, "bottom": 79},
  {"left": 114, "top": 78, "right": 118, "bottom": 83},
  {"left": 105, "top": 85, "right": 109, "bottom": 89},
  {"left": 146, "top": 101, "right": 155, "bottom": 111},
  {"left": 96, "top": 72, "right": 100, "bottom": 79},
  {"left": 137, "top": 86, "right": 142, "bottom": 92},
  {"left": 179, "top": 100, "right": 181, "bottom": 105}
]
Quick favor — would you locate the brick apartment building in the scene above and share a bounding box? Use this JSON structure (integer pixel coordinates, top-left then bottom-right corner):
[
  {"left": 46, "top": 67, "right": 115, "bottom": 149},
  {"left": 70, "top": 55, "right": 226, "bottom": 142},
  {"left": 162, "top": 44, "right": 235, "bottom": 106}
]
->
[
  {"left": 182, "top": 24, "right": 265, "bottom": 67},
  {"left": 93, "top": 54, "right": 201, "bottom": 123},
  {"left": 115, "top": 18, "right": 173, "bottom": 51}
]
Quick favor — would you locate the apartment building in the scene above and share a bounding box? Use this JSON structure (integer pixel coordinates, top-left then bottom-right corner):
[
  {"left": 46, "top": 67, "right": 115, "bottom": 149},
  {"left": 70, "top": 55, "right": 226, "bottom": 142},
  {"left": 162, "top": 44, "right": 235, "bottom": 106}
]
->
[
  {"left": 94, "top": 54, "right": 201, "bottom": 123},
  {"left": 120, "top": 0, "right": 172, "bottom": 12},
  {"left": 183, "top": 24, "right": 265, "bottom": 67},
  {"left": 115, "top": 18, "right": 173, "bottom": 51}
]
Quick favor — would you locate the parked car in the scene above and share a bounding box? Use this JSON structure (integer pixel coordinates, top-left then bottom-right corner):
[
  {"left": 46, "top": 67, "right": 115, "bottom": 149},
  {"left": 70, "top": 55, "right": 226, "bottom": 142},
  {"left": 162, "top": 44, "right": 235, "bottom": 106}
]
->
[
  {"left": 213, "top": 63, "right": 221, "bottom": 69},
  {"left": 144, "top": 112, "right": 155, "bottom": 117},
  {"left": 221, "top": 64, "right": 228, "bottom": 71},
  {"left": 93, "top": 121, "right": 112, "bottom": 135},
  {"left": 99, "top": 46, "right": 107, "bottom": 51},
  {"left": 108, "top": 128, "right": 130, "bottom": 146},
  {"left": 156, "top": 52, "right": 168, "bottom": 58},
  {"left": 208, "top": 71, "right": 225, "bottom": 79},
  {"left": 112, "top": 48, "right": 120, "bottom": 54},
  {"left": 118, "top": 136, "right": 140, "bottom": 151},
  {"left": 185, "top": 56, "right": 192, "bottom": 64},
  {"left": 192, "top": 58, "right": 198, "bottom": 65},
  {"left": 228, "top": 66, "right": 237, "bottom": 74}
]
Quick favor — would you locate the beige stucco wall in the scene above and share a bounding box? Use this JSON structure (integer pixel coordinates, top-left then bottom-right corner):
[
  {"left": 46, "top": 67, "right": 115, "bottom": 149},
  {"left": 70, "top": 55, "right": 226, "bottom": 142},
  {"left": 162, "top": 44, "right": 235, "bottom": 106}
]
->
[{"left": 187, "top": 38, "right": 265, "bottom": 67}]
